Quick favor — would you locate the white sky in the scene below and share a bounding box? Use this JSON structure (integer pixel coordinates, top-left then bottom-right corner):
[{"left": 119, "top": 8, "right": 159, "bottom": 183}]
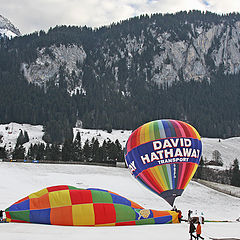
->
[{"left": 0, "top": 0, "right": 240, "bottom": 34}]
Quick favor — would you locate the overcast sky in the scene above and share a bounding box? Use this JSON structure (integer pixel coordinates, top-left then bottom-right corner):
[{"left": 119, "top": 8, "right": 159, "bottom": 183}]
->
[{"left": 1, "top": 0, "right": 240, "bottom": 34}]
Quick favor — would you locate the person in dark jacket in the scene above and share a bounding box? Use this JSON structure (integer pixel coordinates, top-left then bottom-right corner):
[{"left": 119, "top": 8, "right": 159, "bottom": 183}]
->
[
  {"left": 0, "top": 210, "right": 3, "bottom": 222},
  {"left": 189, "top": 220, "right": 196, "bottom": 240},
  {"left": 188, "top": 209, "right": 192, "bottom": 222}
]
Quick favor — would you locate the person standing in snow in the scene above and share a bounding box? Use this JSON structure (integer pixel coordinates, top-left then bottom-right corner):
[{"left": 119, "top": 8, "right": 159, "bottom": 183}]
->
[
  {"left": 189, "top": 220, "right": 196, "bottom": 240},
  {"left": 172, "top": 205, "right": 177, "bottom": 211},
  {"left": 188, "top": 210, "right": 192, "bottom": 222},
  {"left": 196, "top": 222, "right": 204, "bottom": 239},
  {"left": 199, "top": 212, "right": 204, "bottom": 224},
  {"left": 177, "top": 209, "right": 182, "bottom": 223},
  {"left": 0, "top": 210, "right": 3, "bottom": 222}
]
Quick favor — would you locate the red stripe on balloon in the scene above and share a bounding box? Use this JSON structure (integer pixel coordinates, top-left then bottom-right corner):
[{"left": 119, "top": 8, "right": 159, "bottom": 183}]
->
[
  {"left": 179, "top": 163, "right": 195, "bottom": 189},
  {"left": 139, "top": 170, "right": 162, "bottom": 194},
  {"left": 177, "top": 121, "right": 195, "bottom": 138},
  {"left": 176, "top": 162, "right": 187, "bottom": 189},
  {"left": 169, "top": 120, "right": 185, "bottom": 138}
]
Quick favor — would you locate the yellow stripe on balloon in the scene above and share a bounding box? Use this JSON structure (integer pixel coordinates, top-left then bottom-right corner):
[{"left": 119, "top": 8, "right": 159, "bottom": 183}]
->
[
  {"left": 144, "top": 123, "right": 150, "bottom": 143},
  {"left": 29, "top": 188, "right": 48, "bottom": 199},
  {"left": 149, "top": 121, "right": 155, "bottom": 142},
  {"left": 168, "top": 211, "right": 179, "bottom": 223},
  {"left": 72, "top": 204, "right": 95, "bottom": 226},
  {"left": 140, "top": 124, "right": 146, "bottom": 144},
  {"left": 157, "top": 166, "right": 169, "bottom": 191},
  {"left": 150, "top": 167, "right": 166, "bottom": 192},
  {"left": 49, "top": 190, "right": 72, "bottom": 208}
]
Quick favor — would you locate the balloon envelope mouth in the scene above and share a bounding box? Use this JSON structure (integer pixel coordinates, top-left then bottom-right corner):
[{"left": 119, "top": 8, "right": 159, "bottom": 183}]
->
[{"left": 159, "top": 189, "right": 184, "bottom": 206}]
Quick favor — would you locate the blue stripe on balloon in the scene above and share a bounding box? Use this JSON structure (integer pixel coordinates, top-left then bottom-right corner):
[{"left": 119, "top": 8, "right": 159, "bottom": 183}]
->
[
  {"left": 154, "top": 215, "right": 172, "bottom": 224},
  {"left": 9, "top": 199, "right": 30, "bottom": 211},
  {"left": 111, "top": 194, "right": 131, "bottom": 206},
  {"left": 162, "top": 120, "right": 172, "bottom": 138},
  {"left": 29, "top": 208, "right": 51, "bottom": 224}
]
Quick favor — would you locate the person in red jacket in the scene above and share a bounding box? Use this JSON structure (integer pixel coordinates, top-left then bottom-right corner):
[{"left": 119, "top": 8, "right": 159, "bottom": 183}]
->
[
  {"left": 177, "top": 210, "right": 182, "bottom": 223},
  {"left": 196, "top": 221, "right": 204, "bottom": 239}
]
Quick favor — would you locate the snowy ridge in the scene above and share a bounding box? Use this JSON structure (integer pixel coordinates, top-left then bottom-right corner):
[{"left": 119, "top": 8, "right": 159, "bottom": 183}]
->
[
  {"left": 0, "top": 122, "right": 239, "bottom": 168},
  {"left": 0, "top": 15, "right": 21, "bottom": 38},
  {"left": 0, "top": 29, "right": 17, "bottom": 38}
]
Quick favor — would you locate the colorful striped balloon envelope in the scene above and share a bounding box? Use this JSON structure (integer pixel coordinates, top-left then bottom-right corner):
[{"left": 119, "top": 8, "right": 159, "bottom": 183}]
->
[
  {"left": 5, "top": 185, "right": 179, "bottom": 226},
  {"left": 124, "top": 119, "right": 202, "bottom": 206}
]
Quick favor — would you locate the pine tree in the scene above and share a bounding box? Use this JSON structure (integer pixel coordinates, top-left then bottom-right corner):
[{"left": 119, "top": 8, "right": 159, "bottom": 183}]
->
[
  {"left": 0, "top": 146, "right": 7, "bottom": 158},
  {"left": 16, "top": 130, "right": 25, "bottom": 146},
  {"left": 62, "top": 139, "right": 75, "bottom": 161},
  {"left": 27, "top": 143, "right": 34, "bottom": 160},
  {"left": 24, "top": 130, "right": 30, "bottom": 143},
  {"left": 12, "top": 145, "right": 25, "bottom": 160},
  {"left": 92, "top": 138, "right": 101, "bottom": 162},
  {"left": 83, "top": 139, "right": 91, "bottom": 162},
  {"left": 231, "top": 159, "right": 240, "bottom": 187},
  {"left": 115, "top": 139, "right": 124, "bottom": 162},
  {"left": 73, "top": 131, "right": 82, "bottom": 161}
]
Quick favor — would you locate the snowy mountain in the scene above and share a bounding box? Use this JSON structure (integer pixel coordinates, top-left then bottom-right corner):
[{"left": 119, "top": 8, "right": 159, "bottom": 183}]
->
[
  {"left": 0, "top": 122, "right": 239, "bottom": 169},
  {"left": 0, "top": 15, "right": 21, "bottom": 38}
]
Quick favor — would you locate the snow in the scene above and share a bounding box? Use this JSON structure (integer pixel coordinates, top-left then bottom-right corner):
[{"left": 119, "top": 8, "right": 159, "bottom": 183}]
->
[
  {"left": 0, "top": 123, "right": 45, "bottom": 153},
  {"left": 202, "top": 137, "right": 240, "bottom": 168},
  {"left": 0, "top": 162, "right": 240, "bottom": 240},
  {"left": 73, "top": 127, "right": 130, "bottom": 147},
  {"left": 0, "top": 29, "right": 17, "bottom": 38}
]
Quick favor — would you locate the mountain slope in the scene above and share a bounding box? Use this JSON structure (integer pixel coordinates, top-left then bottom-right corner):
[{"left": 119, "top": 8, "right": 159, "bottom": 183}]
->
[
  {"left": 0, "top": 15, "right": 21, "bottom": 38},
  {"left": 0, "top": 11, "right": 240, "bottom": 138}
]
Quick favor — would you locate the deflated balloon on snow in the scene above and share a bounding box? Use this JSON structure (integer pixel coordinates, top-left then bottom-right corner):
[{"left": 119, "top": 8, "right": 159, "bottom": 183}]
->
[
  {"left": 5, "top": 185, "right": 179, "bottom": 226},
  {"left": 124, "top": 119, "right": 202, "bottom": 206}
]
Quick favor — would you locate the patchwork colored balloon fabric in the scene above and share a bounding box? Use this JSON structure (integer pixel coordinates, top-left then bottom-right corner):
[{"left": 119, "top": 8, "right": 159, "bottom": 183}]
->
[
  {"left": 125, "top": 119, "right": 202, "bottom": 206},
  {"left": 5, "top": 185, "right": 178, "bottom": 226}
]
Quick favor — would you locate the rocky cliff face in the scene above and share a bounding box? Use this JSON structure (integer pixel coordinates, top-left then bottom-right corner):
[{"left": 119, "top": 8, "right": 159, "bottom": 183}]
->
[
  {"left": 22, "top": 18, "right": 240, "bottom": 94},
  {"left": 22, "top": 44, "right": 86, "bottom": 94},
  {"left": 0, "top": 15, "right": 21, "bottom": 38}
]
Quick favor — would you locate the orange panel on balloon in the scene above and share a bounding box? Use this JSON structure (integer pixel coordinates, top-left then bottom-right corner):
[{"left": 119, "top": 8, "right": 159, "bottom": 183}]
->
[
  {"left": 30, "top": 194, "right": 50, "bottom": 210},
  {"left": 50, "top": 206, "right": 73, "bottom": 226},
  {"left": 131, "top": 202, "right": 143, "bottom": 209},
  {"left": 152, "top": 210, "right": 170, "bottom": 218}
]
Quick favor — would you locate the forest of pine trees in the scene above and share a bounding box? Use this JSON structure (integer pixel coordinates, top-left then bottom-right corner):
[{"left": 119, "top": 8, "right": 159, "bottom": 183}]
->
[{"left": 4, "top": 132, "right": 124, "bottom": 166}]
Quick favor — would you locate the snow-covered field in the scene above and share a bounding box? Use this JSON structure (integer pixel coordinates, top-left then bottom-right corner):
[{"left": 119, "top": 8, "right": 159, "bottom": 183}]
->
[
  {"left": 0, "top": 162, "right": 239, "bottom": 240},
  {"left": 0, "top": 122, "right": 240, "bottom": 169},
  {"left": 0, "top": 123, "right": 45, "bottom": 153}
]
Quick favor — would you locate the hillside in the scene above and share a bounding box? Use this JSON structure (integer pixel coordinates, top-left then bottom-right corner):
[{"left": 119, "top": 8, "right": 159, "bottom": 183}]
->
[
  {"left": 0, "top": 15, "right": 21, "bottom": 38},
  {"left": 0, "top": 11, "right": 240, "bottom": 138},
  {"left": 0, "top": 122, "right": 239, "bottom": 169}
]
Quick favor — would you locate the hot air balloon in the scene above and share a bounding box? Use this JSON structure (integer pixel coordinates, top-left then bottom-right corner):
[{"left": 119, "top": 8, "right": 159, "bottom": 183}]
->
[
  {"left": 124, "top": 119, "right": 202, "bottom": 206},
  {"left": 5, "top": 185, "right": 179, "bottom": 226}
]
